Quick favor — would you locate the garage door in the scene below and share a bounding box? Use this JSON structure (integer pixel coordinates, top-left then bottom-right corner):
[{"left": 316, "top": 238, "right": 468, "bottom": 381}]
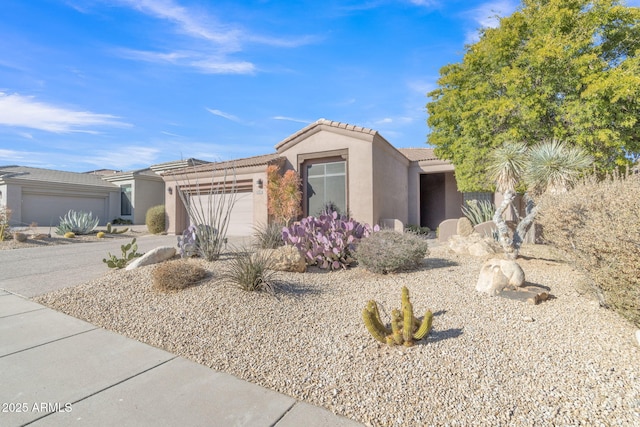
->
[
  {"left": 188, "top": 191, "right": 254, "bottom": 237},
  {"left": 21, "top": 194, "right": 106, "bottom": 228}
]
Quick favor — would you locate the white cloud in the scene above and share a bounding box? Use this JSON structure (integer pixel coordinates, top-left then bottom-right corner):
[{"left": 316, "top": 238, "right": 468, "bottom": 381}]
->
[
  {"left": 118, "top": 49, "right": 256, "bottom": 74},
  {"left": 408, "top": 0, "right": 440, "bottom": 7},
  {"left": 272, "top": 116, "right": 311, "bottom": 124},
  {"left": 0, "top": 92, "right": 130, "bottom": 133},
  {"left": 111, "top": 0, "right": 317, "bottom": 74},
  {"left": 206, "top": 108, "right": 241, "bottom": 122},
  {"left": 464, "top": 0, "right": 518, "bottom": 44}
]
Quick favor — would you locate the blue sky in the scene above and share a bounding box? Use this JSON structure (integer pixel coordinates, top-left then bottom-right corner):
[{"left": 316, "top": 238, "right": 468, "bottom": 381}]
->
[{"left": 3, "top": 0, "right": 626, "bottom": 173}]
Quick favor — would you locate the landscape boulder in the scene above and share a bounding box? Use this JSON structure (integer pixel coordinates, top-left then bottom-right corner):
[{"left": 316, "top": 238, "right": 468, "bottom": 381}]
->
[
  {"left": 13, "top": 232, "right": 27, "bottom": 242},
  {"left": 255, "top": 245, "right": 306, "bottom": 273},
  {"left": 476, "top": 258, "right": 525, "bottom": 296},
  {"left": 126, "top": 246, "right": 176, "bottom": 270},
  {"left": 456, "top": 217, "right": 475, "bottom": 237},
  {"left": 448, "top": 233, "right": 499, "bottom": 257}
]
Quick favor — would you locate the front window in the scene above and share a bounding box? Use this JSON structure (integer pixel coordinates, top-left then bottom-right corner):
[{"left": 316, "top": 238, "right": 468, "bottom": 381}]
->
[
  {"left": 306, "top": 161, "right": 346, "bottom": 216},
  {"left": 121, "top": 185, "right": 132, "bottom": 216}
]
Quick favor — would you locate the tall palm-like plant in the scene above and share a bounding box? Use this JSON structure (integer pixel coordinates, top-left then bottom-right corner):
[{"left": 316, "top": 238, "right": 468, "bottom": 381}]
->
[{"left": 490, "top": 139, "right": 592, "bottom": 259}]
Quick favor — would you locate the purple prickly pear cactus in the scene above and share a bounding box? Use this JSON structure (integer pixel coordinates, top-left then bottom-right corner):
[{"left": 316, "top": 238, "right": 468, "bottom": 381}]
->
[{"left": 282, "top": 212, "right": 379, "bottom": 270}]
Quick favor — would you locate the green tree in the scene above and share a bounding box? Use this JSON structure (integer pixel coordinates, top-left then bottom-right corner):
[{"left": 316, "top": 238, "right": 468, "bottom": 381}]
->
[{"left": 427, "top": 0, "right": 640, "bottom": 192}]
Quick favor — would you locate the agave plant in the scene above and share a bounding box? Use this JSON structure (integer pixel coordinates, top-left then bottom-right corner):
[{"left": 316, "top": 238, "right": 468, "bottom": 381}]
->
[{"left": 55, "top": 210, "right": 99, "bottom": 235}]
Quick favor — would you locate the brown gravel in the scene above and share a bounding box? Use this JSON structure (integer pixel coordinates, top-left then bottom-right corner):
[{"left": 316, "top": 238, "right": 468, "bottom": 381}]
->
[{"left": 34, "top": 244, "right": 640, "bottom": 426}]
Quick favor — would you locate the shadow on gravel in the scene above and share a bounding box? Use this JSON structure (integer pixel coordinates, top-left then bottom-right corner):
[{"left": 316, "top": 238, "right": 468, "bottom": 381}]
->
[
  {"left": 423, "top": 258, "right": 459, "bottom": 270},
  {"left": 427, "top": 328, "right": 464, "bottom": 343},
  {"left": 276, "top": 280, "right": 323, "bottom": 296}
]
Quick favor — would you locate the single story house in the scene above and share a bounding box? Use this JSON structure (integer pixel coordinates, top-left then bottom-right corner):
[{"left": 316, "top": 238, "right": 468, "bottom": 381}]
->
[
  {"left": 0, "top": 163, "right": 179, "bottom": 228},
  {"left": 162, "top": 119, "right": 470, "bottom": 236},
  {"left": 0, "top": 165, "right": 122, "bottom": 227}
]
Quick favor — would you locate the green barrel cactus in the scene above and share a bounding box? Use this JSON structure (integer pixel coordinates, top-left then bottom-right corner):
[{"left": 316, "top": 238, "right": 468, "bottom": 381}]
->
[{"left": 362, "top": 286, "right": 433, "bottom": 347}]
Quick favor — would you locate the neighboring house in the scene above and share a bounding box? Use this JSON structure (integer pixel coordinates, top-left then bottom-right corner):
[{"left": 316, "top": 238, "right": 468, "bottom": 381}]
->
[
  {"left": 162, "top": 119, "right": 466, "bottom": 236},
  {"left": 0, "top": 165, "right": 121, "bottom": 227},
  {"left": 100, "top": 168, "right": 165, "bottom": 225},
  {"left": 0, "top": 164, "right": 174, "bottom": 228}
]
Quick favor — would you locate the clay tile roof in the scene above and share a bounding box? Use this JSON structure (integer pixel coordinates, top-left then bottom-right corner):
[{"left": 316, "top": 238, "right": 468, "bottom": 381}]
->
[
  {"left": 275, "top": 118, "right": 378, "bottom": 150},
  {"left": 0, "top": 165, "right": 117, "bottom": 188},
  {"left": 164, "top": 153, "right": 284, "bottom": 175},
  {"left": 397, "top": 148, "right": 440, "bottom": 162}
]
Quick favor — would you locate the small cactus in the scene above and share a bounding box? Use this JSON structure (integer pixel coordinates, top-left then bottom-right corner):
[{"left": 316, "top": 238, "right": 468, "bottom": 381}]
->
[
  {"left": 97, "top": 231, "right": 105, "bottom": 238},
  {"left": 64, "top": 231, "right": 76, "bottom": 238},
  {"left": 106, "top": 222, "right": 128, "bottom": 234},
  {"left": 362, "top": 286, "right": 433, "bottom": 347},
  {"left": 102, "top": 238, "right": 143, "bottom": 268}
]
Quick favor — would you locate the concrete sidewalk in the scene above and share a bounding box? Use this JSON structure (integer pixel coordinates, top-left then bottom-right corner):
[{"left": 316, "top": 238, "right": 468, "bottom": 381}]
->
[{"left": 0, "top": 236, "right": 363, "bottom": 426}]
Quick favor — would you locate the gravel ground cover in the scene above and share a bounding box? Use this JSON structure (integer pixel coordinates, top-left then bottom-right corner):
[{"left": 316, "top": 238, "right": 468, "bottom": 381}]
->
[
  {"left": 0, "top": 228, "right": 147, "bottom": 250},
  {"left": 34, "top": 244, "right": 640, "bottom": 426}
]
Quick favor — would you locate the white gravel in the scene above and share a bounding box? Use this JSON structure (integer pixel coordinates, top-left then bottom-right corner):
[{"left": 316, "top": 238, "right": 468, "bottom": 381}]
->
[{"left": 34, "top": 244, "right": 640, "bottom": 426}]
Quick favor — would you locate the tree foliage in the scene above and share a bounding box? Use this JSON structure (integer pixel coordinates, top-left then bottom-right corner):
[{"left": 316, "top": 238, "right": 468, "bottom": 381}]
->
[
  {"left": 426, "top": 0, "right": 640, "bottom": 192},
  {"left": 266, "top": 165, "right": 302, "bottom": 225}
]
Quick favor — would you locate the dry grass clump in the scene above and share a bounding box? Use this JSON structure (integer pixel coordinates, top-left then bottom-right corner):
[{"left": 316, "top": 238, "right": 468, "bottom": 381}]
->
[
  {"left": 152, "top": 258, "right": 208, "bottom": 292},
  {"left": 355, "top": 229, "right": 430, "bottom": 274},
  {"left": 538, "top": 172, "right": 640, "bottom": 327}
]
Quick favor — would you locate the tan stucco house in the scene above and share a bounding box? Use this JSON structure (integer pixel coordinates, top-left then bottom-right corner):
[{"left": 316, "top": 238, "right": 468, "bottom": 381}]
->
[
  {"left": 0, "top": 166, "right": 122, "bottom": 227},
  {"left": 162, "top": 119, "right": 465, "bottom": 236}
]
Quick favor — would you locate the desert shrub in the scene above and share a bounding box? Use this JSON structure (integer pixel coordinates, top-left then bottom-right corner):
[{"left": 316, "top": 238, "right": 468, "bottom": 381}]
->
[
  {"left": 355, "top": 229, "right": 430, "bottom": 274},
  {"left": 404, "top": 224, "right": 431, "bottom": 235},
  {"left": 0, "top": 206, "right": 10, "bottom": 241},
  {"left": 218, "top": 248, "right": 277, "bottom": 293},
  {"left": 253, "top": 222, "right": 284, "bottom": 249},
  {"left": 282, "top": 211, "right": 378, "bottom": 270},
  {"left": 146, "top": 205, "right": 165, "bottom": 234},
  {"left": 538, "top": 172, "right": 640, "bottom": 327},
  {"left": 152, "top": 259, "right": 208, "bottom": 292},
  {"left": 177, "top": 225, "right": 227, "bottom": 258},
  {"left": 55, "top": 210, "right": 99, "bottom": 235},
  {"left": 267, "top": 165, "right": 302, "bottom": 225}
]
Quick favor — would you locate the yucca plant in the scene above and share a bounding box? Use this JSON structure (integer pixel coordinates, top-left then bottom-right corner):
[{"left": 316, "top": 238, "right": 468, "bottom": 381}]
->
[
  {"left": 55, "top": 210, "right": 99, "bottom": 235},
  {"left": 489, "top": 139, "right": 592, "bottom": 258},
  {"left": 218, "top": 247, "right": 277, "bottom": 293}
]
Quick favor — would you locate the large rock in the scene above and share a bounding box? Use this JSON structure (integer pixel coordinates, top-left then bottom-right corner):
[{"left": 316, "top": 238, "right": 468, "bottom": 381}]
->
[
  {"left": 126, "top": 246, "right": 176, "bottom": 270},
  {"left": 476, "top": 258, "right": 525, "bottom": 296},
  {"left": 256, "top": 245, "right": 306, "bottom": 273},
  {"left": 457, "top": 217, "right": 475, "bottom": 237},
  {"left": 448, "top": 233, "right": 499, "bottom": 257}
]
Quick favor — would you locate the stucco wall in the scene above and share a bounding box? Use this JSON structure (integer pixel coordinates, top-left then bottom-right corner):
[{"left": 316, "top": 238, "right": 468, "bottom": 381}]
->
[
  {"left": 278, "top": 126, "right": 375, "bottom": 225},
  {"left": 162, "top": 167, "right": 263, "bottom": 236},
  {"left": 132, "top": 177, "right": 165, "bottom": 225},
  {"left": 371, "top": 135, "right": 409, "bottom": 226}
]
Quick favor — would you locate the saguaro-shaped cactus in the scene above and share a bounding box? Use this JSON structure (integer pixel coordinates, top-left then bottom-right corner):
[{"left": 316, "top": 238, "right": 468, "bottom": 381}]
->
[{"left": 362, "top": 286, "right": 433, "bottom": 347}]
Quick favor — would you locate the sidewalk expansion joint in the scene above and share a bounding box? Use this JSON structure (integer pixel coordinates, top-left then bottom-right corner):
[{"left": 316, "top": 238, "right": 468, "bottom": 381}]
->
[
  {"left": 21, "top": 356, "right": 179, "bottom": 426},
  {"left": 0, "top": 327, "right": 99, "bottom": 358},
  {"left": 0, "top": 307, "right": 47, "bottom": 319},
  {"left": 269, "top": 400, "right": 298, "bottom": 426}
]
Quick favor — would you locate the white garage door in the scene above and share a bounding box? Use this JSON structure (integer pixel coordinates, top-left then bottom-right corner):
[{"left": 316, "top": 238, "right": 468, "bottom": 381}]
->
[
  {"left": 21, "top": 194, "right": 106, "bottom": 227},
  {"left": 188, "top": 191, "right": 254, "bottom": 237}
]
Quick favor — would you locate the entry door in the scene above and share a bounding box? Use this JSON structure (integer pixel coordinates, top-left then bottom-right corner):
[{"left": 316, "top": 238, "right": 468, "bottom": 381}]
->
[{"left": 419, "top": 173, "right": 446, "bottom": 230}]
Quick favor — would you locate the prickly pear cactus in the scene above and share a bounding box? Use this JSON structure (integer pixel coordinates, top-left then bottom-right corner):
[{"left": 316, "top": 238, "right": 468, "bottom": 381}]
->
[
  {"left": 362, "top": 286, "right": 433, "bottom": 347},
  {"left": 106, "top": 222, "right": 128, "bottom": 234},
  {"left": 102, "top": 238, "right": 143, "bottom": 269}
]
